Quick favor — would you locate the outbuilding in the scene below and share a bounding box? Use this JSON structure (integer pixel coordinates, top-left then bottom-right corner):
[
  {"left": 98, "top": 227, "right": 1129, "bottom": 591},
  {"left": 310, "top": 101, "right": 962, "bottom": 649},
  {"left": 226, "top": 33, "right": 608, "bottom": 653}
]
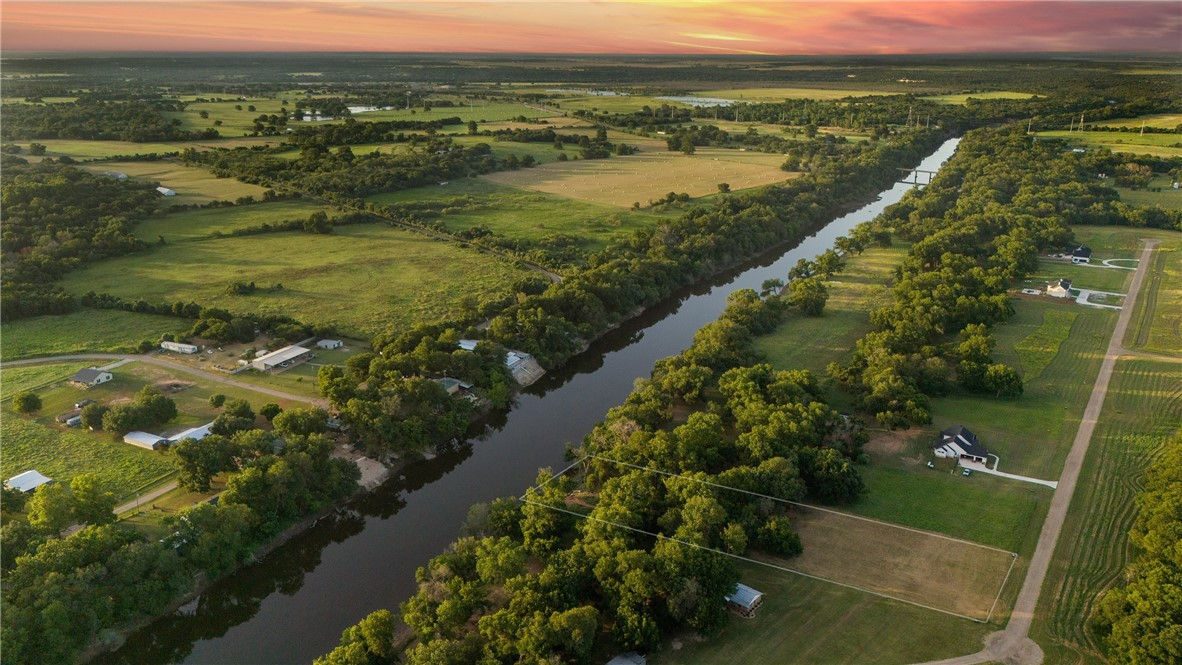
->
[
  {"left": 252, "top": 345, "right": 312, "bottom": 372},
  {"left": 124, "top": 431, "right": 167, "bottom": 450},
  {"left": 6, "top": 470, "right": 53, "bottom": 493},
  {"left": 157, "top": 186, "right": 176, "bottom": 196},
  {"left": 725, "top": 583, "right": 765, "bottom": 617},
  {"left": 161, "top": 341, "right": 199, "bottom": 354},
  {"left": 606, "top": 654, "right": 646, "bottom": 665},
  {"left": 933, "top": 425, "right": 990, "bottom": 464},
  {"left": 1070, "top": 245, "right": 1092, "bottom": 264},
  {"left": 69, "top": 368, "right": 113, "bottom": 388},
  {"left": 1047, "top": 279, "right": 1072, "bottom": 298},
  {"left": 316, "top": 339, "right": 344, "bottom": 350},
  {"left": 168, "top": 422, "right": 214, "bottom": 444}
]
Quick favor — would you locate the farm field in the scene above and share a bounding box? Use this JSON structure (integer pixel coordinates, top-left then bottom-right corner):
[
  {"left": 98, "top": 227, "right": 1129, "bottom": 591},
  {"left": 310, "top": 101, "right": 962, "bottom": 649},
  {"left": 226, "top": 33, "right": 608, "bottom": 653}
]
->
[
  {"left": 79, "top": 160, "right": 270, "bottom": 205},
  {"left": 162, "top": 97, "right": 287, "bottom": 135},
  {"left": 1031, "top": 359, "right": 1182, "bottom": 665},
  {"left": 0, "top": 363, "right": 90, "bottom": 400},
  {"left": 694, "top": 86, "right": 897, "bottom": 101},
  {"left": 0, "top": 309, "right": 191, "bottom": 361},
  {"left": 922, "top": 91, "right": 1042, "bottom": 104},
  {"left": 57, "top": 224, "right": 533, "bottom": 337},
  {"left": 655, "top": 561, "right": 988, "bottom": 665},
  {"left": 368, "top": 177, "right": 663, "bottom": 249},
  {"left": 297, "top": 101, "right": 554, "bottom": 125},
  {"left": 763, "top": 504, "right": 1017, "bottom": 621},
  {"left": 551, "top": 95, "right": 681, "bottom": 114},
  {"left": 1035, "top": 130, "right": 1182, "bottom": 157},
  {"left": 21, "top": 137, "right": 279, "bottom": 160},
  {"left": 1094, "top": 113, "right": 1182, "bottom": 129},
  {"left": 483, "top": 146, "right": 796, "bottom": 208},
  {"left": 135, "top": 199, "right": 332, "bottom": 242},
  {"left": 1111, "top": 174, "right": 1182, "bottom": 209}
]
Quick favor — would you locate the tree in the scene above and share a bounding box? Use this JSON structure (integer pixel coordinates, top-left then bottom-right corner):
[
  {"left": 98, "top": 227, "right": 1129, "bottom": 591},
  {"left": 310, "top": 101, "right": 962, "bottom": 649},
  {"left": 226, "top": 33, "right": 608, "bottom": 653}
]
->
[
  {"left": 260, "top": 403, "right": 283, "bottom": 422},
  {"left": 103, "top": 403, "right": 146, "bottom": 435},
  {"left": 70, "top": 474, "right": 116, "bottom": 526},
  {"left": 208, "top": 393, "right": 226, "bottom": 408},
  {"left": 12, "top": 390, "right": 41, "bottom": 414},
  {"left": 788, "top": 277, "right": 828, "bottom": 316},
  {"left": 175, "top": 434, "right": 237, "bottom": 491},
  {"left": 717, "top": 182, "right": 730, "bottom": 193},
  {"left": 222, "top": 398, "right": 255, "bottom": 421},
  {"left": 28, "top": 142, "right": 46, "bottom": 156},
  {"left": 273, "top": 407, "right": 329, "bottom": 439},
  {"left": 984, "top": 363, "right": 1023, "bottom": 398},
  {"left": 304, "top": 211, "right": 331, "bottom": 234},
  {"left": 27, "top": 482, "right": 74, "bottom": 535},
  {"left": 467, "top": 120, "right": 478, "bottom": 135}
]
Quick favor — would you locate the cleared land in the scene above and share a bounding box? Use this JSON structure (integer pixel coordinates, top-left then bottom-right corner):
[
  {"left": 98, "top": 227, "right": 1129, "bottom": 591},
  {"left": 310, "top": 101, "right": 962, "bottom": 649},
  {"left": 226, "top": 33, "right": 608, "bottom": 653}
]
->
[
  {"left": 695, "top": 87, "right": 897, "bottom": 101},
  {"left": 483, "top": 146, "right": 796, "bottom": 208},
  {"left": 135, "top": 199, "right": 332, "bottom": 242},
  {"left": 80, "top": 161, "right": 270, "bottom": 205},
  {"left": 1027, "top": 259, "right": 1132, "bottom": 294},
  {"left": 0, "top": 309, "right": 191, "bottom": 361},
  {"left": 1036, "top": 130, "right": 1182, "bottom": 158},
  {"left": 0, "top": 362, "right": 90, "bottom": 400},
  {"left": 550, "top": 95, "right": 680, "bottom": 114},
  {"left": 367, "top": 178, "right": 663, "bottom": 249},
  {"left": 1013, "top": 310, "right": 1078, "bottom": 383},
  {"left": 922, "top": 91, "right": 1042, "bottom": 104},
  {"left": 1095, "top": 113, "right": 1182, "bottom": 129},
  {"left": 58, "top": 224, "right": 532, "bottom": 337},
  {"left": 26, "top": 137, "right": 278, "bottom": 160},
  {"left": 163, "top": 97, "right": 287, "bottom": 135},
  {"left": 1111, "top": 174, "right": 1182, "bottom": 210},
  {"left": 1031, "top": 359, "right": 1182, "bottom": 665},
  {"left": 655, "top": 561, "right": 989, "bottom": 665}
]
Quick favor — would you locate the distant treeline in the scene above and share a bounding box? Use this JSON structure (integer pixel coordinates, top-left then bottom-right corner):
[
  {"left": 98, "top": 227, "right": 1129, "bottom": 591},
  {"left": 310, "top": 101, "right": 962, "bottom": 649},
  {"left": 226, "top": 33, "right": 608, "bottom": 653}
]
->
[{"left": 0, "top": 99, "right": 220, "bottom": 142}]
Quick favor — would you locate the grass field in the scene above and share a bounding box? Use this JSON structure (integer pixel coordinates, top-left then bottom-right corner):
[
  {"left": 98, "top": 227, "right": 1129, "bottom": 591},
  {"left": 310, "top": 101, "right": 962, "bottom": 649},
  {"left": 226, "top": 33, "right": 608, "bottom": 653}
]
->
[
  {"left": 1035, "top": 130, "right": 1182, "bottom": 158},
  {"left": 367, "top": 177, "right": 663, "bottom": 249},
  {"left": 27, "top": 137, "right": 280, "bottom": 160},
  {"left": 655, "top": 561, "right": 989, "bottom": 665},
  {"left": 1026, "top": 259, "right": 1132, "bottom": 294},
  {"left": 764, "top": 504, "right": 1016, "bottom": 621},
  {"left": 1094, "top": 113, "right": 1182, "bottom": 130},
  {"left": 79, "top": 161, "right": 270, "bottom": 206},
  {"left": 922, "top": 91, "right": 1042, "bottom": 104},
  {"left": 695, "top": 87, "right": 897, "bottom": 101},
  {"left": 1, "top": 309, "right": 191, "bottom": 361},
  {"left": 1031, "top": 360, "right": 1182, "bottom": 665},
  {"left": 483, "top": 145, "right": 795, "bottom": 208},
  {"left": 1111, "top": 174, "right": 1182, "bottom": 209},
  {"left": 163, "top": 97, "right": 288, "bottom": 135},
  {"left": 552, "top": 95, "right": 684, "bottom": 114},
  {"left": 0, "top": 363, "right": 90, "bottom": 400},
  {"left": 1013, "top": 310, "right": 1078, "bottom": 383},
  {"left": 296, "top": 101, "right": 556, "bottom": 126},
  {"left": 135, "top": 199, "right": 332, "bottom": 242},
  {"left": 58, "top": 224, "right": 532, "bottom": 337}
]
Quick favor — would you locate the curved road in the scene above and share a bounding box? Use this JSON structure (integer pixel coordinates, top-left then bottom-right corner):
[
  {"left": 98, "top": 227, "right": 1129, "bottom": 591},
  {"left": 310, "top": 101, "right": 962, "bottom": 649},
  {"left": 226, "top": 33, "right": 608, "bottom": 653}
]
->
[
  {"left": 0, "top": 353, "right": 326, "bottom": 407},
  {"left": 914, "top": 240, "right": 1158, "bottom": 665}
]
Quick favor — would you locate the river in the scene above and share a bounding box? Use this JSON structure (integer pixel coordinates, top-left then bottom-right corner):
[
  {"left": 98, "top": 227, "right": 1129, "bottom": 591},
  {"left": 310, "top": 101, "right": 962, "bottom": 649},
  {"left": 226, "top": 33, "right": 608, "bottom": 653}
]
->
[{"left": 100, "top": 137, "right": 960, "bottom": 665}]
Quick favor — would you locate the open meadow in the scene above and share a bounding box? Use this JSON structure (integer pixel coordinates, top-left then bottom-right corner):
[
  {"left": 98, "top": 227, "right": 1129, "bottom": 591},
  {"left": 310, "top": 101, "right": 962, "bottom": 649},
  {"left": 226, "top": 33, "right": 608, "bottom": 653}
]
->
[
  {"left": 694, "top": 87, "right": 897, "bottom": 101},
  {"left": 1035, "top": 130, "right": 1182, "bottom": 158},
  {"left": 58, "top": 224, "right": 532, "bottom": 337},
  {"left": 135, "top": 199, "right": 332, "bottom": 242},
  {"left": 1110, "top": 174, "right": 1182, "bottom": 209},
  {"left": 79, "top": 160, "right": 270, "bottom": 205},
  {"left": 921, "top": 91, "right": 1042, "bottom": 104},
  {"left": 483, "top": 145, "right": 796, "bottom": 208},
  {"left": 162, "top": 97, "right": 288, "bottom": 135},
  {"left": 0, "top": 309, "right": 191, "bottom": 361},
  {"left": 1094, "top": 113, "right": 1182, "bottom": 130},
  {"left": 22, "top": 137, "right": 280, "bottom": 160}
]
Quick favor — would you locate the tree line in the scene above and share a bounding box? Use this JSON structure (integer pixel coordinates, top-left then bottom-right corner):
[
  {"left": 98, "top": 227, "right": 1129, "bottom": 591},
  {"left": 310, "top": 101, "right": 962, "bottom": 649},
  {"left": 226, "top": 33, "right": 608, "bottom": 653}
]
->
[{"left": 1, "top": 99, "right": 220, "bottom": 142}]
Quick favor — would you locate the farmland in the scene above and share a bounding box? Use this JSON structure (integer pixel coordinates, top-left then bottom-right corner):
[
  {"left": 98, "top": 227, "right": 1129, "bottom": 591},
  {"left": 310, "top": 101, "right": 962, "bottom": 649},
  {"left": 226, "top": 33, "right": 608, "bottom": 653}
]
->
[
  {"left": 694, "top": 86, "right": 897, "bottom": 101},
  {"left": 1094, "top": 113, "right": 1182, "bottom": 129},
  {"left": 13, "top": 137, "right": 278, "bottom": 160},
  {"left": 79, "top": 160, "right": 270, "bottom": 205},
  {"left": 1110, "top": 174, "right": 1182, "bottom": 209},
  {"left": 0, "top": 363, "right": 90, "bottom": 400},
  {"left": 134, "top": 199, "right": 332, "bottom": 242},
  {"left": 1026, "top": 259, "right": 1132, "bottom": 294},
  {"left": 57, "top": 224, "right": 533, "bottom": 337},
  {"left": 0, "top": 309, "right": 191, "bottom": 361},
  {"left": 922, "top": 91, "right": 1042, "bottom": 104},
  {"left": 1034, "top": 130, "right": 1182, "bottom": 157}
]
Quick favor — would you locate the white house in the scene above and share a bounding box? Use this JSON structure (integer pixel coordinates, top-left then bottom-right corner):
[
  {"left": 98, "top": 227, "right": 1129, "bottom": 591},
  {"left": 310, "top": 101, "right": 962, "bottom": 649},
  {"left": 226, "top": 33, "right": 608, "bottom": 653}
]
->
[
  {"left": 6, "top": 470, "right": 53, "bottom": 493},
  {"left": 725, "top": 583, "right": 765, "bottom": 618},
  {"left": 124, "top": 431, "right": 167, "bottom": 450},
  {"left": 156, "top": 186, "right": 176, "bottom": 196},
  {"left": 161, "top": 341, "right": 199, "bottom": 354},
  {"left": 69, "top": 368, "right": 113, "bottom": 388},
  {"left": 1047, "top": 279, "right": 1072, "bottom": 298},
  {"left": 316, "top": 339, "right": 344, "bottom": 350},
  {"left": 933, "top": 426, "right": 990, "bottom": 464},
  {"left": 1070, "top": 245, "right": 1092, "bottom": 264},
  {"left": 252, "top": 345, "right": 312, "bottom": 371}
]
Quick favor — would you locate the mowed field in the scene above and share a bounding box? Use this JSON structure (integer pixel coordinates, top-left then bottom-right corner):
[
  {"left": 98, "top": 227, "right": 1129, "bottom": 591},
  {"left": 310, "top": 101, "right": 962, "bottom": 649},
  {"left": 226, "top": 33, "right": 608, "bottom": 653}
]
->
[
  {"left": 135, "top": 199, "right": 332, "bottom": 242},
  {"left": 694, "top": 87, "right": 897, "bottom": 101},
  {"left": 1032, "top": 360, "right": 1182, "bottom": 665},
  {"left": 1095, "top": 113, "right": 1182, "bottom": 129},
  {"left": 764, "top": 504, "right": 1016, "bottom": 621},
  {"left": 0, "top": 309, "right": 192, "bottom": 361},
  {"left": 23, "top": 137, "right": 279, "bottom": 160},
  {"left": 1112, "top": 174, "right": 1182, "bottom": 210},
  {"left": 655, "top": 561, "right": 989, "bottom": 665},
  {"left": 57, "top": 224, "right": 532, "bottom": 337},
  {"left": 483, "top": 146, "right": 796, "bottom": 208},
  {"left": 1035, "top": 130, "right": 1182, "bottom": 158},
  {"left": 922, "top": 91, "right": 1042, "bottom": 104},
  {"left": 79, "top": 160, "right": 270, "bottom": 205}
]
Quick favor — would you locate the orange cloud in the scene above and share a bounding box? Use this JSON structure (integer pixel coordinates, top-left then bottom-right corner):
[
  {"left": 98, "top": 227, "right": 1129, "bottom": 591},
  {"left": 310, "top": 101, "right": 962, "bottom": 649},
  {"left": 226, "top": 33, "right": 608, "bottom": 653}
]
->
[{"left": 1, "top": 1, "right": 1178, "bottom": 53}]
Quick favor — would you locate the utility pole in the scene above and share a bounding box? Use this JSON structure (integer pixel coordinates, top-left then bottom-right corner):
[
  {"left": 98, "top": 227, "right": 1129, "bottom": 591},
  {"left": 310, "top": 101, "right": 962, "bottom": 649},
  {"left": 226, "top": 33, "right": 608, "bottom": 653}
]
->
[
  {"left": 1026, "top": 117, "right": 1033, "bottom": 134},
  {"left": 1140, "top": 120, "right": 1146, "bottom": 137}
]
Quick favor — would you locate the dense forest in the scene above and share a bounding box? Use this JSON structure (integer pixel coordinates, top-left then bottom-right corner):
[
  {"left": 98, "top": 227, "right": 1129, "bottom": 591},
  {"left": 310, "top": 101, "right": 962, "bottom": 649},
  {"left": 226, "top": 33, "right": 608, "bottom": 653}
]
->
[{"left": 1, "top": 99, "right": 220, "bottom": 142}]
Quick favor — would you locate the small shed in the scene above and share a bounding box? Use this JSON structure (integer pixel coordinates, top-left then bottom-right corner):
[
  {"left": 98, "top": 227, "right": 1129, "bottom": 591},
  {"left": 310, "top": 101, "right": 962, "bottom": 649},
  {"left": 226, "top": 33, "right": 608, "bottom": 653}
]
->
[
  {"left": 1047, "top": 279, "right": 1072, "bottom": 298},
  {"left": 157, "top": 186, "right": 176, "bottom": 196},
  {"left": 6, "top": 470, "right": 53, "bottom": 493},
  {"left": 725, "top": 583, "right": 765, "bottom": 617},
  {"left": 124, "top": 431, "right": 167, "bottom": 450},
  {"left": 316, "top": 339, "right": 344, "bottom": 350},
  {"left": 69, "top": 368, "right": 113, "bottom": 388},
  {"left": 161, "top": 341, "right": 199, "bottom": 354}
]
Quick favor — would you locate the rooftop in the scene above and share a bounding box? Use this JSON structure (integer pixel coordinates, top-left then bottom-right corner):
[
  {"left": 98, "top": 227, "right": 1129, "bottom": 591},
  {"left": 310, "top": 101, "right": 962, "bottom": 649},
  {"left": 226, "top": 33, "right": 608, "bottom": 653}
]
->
[
  {"left": 937, "top": 425, "right": 989, "bottom": 458},
  {"left": 70, "top": 368, "right": 108, "bottom": 383},
  {"left": 6, "top": 470, "right": 52, "bottom": 493},
  {"left": 725, "top": 582, "right": 763, "bottom": 609},
  {"left": 254, "top": 345, "right": 311, "bottom": 367}
]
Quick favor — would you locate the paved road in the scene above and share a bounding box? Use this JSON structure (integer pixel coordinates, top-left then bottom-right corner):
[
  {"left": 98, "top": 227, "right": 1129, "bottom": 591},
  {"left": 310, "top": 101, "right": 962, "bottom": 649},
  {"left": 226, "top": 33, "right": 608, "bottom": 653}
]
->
[
  {"left": 1, "top": 353, "right": 326, "bottom": 407},
  {"left": 913, "top": 240, "right": 1158, "bottom": 665}
]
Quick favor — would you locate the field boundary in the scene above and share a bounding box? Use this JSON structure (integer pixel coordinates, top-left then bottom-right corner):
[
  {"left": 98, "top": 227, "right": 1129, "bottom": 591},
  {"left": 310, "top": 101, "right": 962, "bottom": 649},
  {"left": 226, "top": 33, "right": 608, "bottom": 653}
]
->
[{"left": 521, "top": 454, "right": 1019, "bottom": 624}]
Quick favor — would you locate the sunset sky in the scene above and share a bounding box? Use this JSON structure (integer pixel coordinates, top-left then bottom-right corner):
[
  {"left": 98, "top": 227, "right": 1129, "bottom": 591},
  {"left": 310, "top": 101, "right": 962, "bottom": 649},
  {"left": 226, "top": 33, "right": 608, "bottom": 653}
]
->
[{"left": 2, "top": 1, "right": 1179, "bottom": 54}]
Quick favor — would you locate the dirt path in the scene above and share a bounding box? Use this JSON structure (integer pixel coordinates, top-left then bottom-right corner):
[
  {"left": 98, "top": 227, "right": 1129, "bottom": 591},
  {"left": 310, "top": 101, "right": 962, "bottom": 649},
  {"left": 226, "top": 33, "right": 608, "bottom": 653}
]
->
[
  {"left": 114, "top": 481, "right": 180, "bottom": 515},
  {"left": 912, "top": 240, "right": 1158, "bottom": 665},
  {"left": 1, "top": 353, "right": 327, "bottom": 407}
]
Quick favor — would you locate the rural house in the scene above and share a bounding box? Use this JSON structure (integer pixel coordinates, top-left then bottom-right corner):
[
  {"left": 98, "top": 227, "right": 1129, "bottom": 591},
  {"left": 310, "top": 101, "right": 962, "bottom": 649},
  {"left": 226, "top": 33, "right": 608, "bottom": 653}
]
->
[
  {"left": 316, "top": 339, "right": 344, "bottom": 350},
  {"left": 6, "top": 470, "right": 53, "bottom": 493},
  {"left": 1069, "top": 245, "right": 1092, "bottom": 264},
  {"left": 933, "top": 425, "right": 990, "bottom": 464},
  {"left": 69, "top": 368, "right": 113, "bottom": 388},
  {"left": 725, "top": 582, "right": 765, "bottom": 617},
  {"left": 1047, "top": 279, "right": 1072, "bottom": 298}
]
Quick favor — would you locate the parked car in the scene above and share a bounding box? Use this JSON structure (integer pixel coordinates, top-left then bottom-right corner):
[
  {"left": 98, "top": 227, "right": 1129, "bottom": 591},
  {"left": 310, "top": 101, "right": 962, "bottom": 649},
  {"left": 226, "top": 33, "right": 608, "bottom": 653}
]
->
[
  {"left": 962, "top": 468, "right": 972, "bottom": 477},
  {"left": 75, "top": 399, "right": 95, "bottom": 409}
]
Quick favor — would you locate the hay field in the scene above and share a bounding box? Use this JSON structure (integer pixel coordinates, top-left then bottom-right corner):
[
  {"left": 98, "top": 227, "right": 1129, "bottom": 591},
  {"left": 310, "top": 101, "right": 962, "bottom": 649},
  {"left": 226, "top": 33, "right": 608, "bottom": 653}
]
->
[
  {"left": 134, "top": 199, "right": 331, "bottom": 242},
  {"left": 1036, "top": 130, "right": 1182, "bottom": 158},
  {"left": 483, "top": 147, "right": 797, "bottom": 208},
  {"left": 1, "top": 310, "right": 191, "bottom": 362},
  {"left": 1094, "top": 113, "right": 1182, "bottom": 130},
  {"left": 922, "top": 91, "right": 1042, "bottom": 104},
  {"left": 695, "top": 87, "right": 897, "bottom": 101},
  {"left": 761, "top": 504, "right": 1016, "bottom": 621},
  {"left": 80, "top": 161, "right": 270, "bottom": 205},
  {"left": 27, "top": 137, "right": 279, "bottom": 160}
]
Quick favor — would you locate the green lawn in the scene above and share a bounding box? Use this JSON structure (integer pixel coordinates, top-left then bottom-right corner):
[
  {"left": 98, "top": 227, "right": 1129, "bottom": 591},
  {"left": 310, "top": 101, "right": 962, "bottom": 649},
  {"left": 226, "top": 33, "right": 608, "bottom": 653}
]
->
[
  {"left": 25, "top": 137, "right": 279, "bottom": 160},
  {"left": 79, "top": 161, "right": 270, "bottom": 206},
  {"left": 58, "top": 224, "right": 532, "bottom": 337},
  {"left": 1035, "top": 130, "right": 1182, "bottom": 158},
  {"left": 135, "top": 199, "right": 332, "bottom": 242},
  {"left": 1025, "top": 259, "right": 1132, "bottom": 294},
  {"left": 1111, "top": 174, "right": 1182, "bottom": 210},
  {"left": 922, "top": 91, "right": 1042, "bottom": 104},
  {"left": 695, "top": 87, "right": 898, "bottom": 101},
  {"left": 1, "top": 309, "right": 191, "bottom": 361},
  {"left": 0, "top": 363, "right": 90, "bottom": 400},
  {"left": 1095, "top": 113, "right": 1182, "bottom": 130},
  {"left": 368, "top": 177, "right": 663, "bottom": 250},
  {"left": 1013, "top": 310, "right": 1077, "bottom": 383},
  {"left": 654, "top": 561, "right": 988, "bottom": 665},
  {"left": 1031, "top": 359, "right": 1182, "bottom": 665}
]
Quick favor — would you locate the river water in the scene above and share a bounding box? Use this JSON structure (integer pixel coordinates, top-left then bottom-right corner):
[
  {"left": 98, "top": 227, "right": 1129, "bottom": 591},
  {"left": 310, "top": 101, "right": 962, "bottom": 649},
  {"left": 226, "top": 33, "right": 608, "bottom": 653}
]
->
[{"left": 101, "top": 138, "right": 959, "bottom": 665}]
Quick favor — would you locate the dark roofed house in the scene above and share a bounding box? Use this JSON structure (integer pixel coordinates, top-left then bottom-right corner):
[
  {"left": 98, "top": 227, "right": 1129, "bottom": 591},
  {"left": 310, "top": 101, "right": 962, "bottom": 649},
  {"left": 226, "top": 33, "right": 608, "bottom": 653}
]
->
[
  {"left": 934, "top": 426, "right": 990, "bottom": 464},
  {"left": 1070, "top": 245, "right": 1092, "bottom": 264},
  {"left": 69, "top": 368, "right": 113, "bottom": 388}
]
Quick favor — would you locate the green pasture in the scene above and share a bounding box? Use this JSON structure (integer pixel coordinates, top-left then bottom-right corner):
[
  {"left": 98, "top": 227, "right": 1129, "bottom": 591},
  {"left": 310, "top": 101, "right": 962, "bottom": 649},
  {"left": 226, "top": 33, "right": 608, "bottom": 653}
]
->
[
  {"left": 297, "top": 101, "right": 551, "bottom": 125},
  {"left": 1112, "top": 174, "right": 1182, "bottom": 210},
  {"left": 1031, "top": 360, "right": 1182, "bottom": 665},
  {"left": 550, "top": 95, "right": 677, "bottom": 114},
  {"left": 1026, "top": 259, "right": 1132, "bottom": 294},
  {"left": 58, "top": 224, "right": 533, "bottom": 337},
  {"left": 79, "top": 161, "right": 270, "bottom": 206},
  {"left": 694, "top": 87, "right": 897, "bottom": 101},
  {"left": 1012, "top": 310, "right": 1077, "bottom": 383},
  {"left": 135, "top": 199, "right": 331, "bottom": 242},
  {"left": 0, "top": 309, "right": 191, "bottom": 362},
  {"left": 921, "top": 91, "right": 1042, "bottom": 104},
  {"left": 163, "top": 97, "right": 288, "bottom": 135},
  {"left": 655, "top": 560, "right": 988, "bottom": 665},
  {"left": 25, "top": 137, "right": 279, "bottom": 161},
  {"left": 1036, "top": 130, "right": 1182, "bottom": 158},
  {"left": 367, "top": 177, "right": 664, "bottom": 250},
  {"left": 1095, "top": 113, "right": 1182, "bottom": 129},
  {"left": 0, "top": 363, "right": 90, "bottom": 400}
]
